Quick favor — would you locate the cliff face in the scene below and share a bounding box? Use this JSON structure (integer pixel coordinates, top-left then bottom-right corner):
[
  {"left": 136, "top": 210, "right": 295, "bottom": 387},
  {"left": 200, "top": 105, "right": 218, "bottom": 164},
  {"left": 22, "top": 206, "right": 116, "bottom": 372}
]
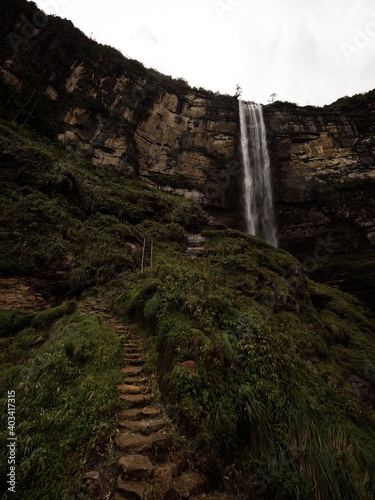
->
[
  {"left": 1, "top": 0, "right": 375, "bottom": 254},
  {"left": 264, "top": 100, "right": 375, "bottom": 255},
  {"left": 0, "top": 0, "right": 240, "bottom": 211}
]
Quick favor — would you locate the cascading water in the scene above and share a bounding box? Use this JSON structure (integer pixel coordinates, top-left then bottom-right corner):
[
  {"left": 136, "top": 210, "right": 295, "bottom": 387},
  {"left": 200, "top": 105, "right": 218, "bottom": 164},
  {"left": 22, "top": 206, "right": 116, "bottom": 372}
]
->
[{"left": 239, "top": 100, "right": 278, "bottom": 247}]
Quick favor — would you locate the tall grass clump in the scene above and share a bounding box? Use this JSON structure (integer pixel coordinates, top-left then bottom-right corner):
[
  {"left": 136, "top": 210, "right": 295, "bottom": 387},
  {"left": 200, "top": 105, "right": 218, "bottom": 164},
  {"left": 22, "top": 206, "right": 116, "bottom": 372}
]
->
[{"left": 0, "top": 313, "right": 124, "bottom": 499}]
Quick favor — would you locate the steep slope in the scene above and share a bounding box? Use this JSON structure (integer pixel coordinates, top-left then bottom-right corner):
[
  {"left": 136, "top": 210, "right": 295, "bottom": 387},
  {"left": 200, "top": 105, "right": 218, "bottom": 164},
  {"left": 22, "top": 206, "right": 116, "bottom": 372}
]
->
[
  {"left": 0, "top": 118, "right": 206, "bottom": 299},
  {"left": 1, "top": 1, "right": 375, "bottom": 252},
  {"left": 115, "top": 230, "right": 375, "bottom": 499}
]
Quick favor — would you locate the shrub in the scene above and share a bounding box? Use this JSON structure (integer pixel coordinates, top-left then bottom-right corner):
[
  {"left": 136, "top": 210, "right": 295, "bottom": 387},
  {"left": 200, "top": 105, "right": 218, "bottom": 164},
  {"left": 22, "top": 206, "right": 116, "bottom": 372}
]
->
[
  {"left": 31, "top": 301, "right": 76, "bottom": 329},
  {"left": 0, "top": 310, "right": 32, "bottom": 337}
]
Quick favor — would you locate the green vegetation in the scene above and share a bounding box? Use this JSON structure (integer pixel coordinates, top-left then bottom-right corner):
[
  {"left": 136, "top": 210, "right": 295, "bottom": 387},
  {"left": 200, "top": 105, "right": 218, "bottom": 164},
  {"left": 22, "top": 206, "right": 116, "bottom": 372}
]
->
[
  {"left": 0, "top": 118, "right": 205, "bottom": 290},
  {"left": 312, "top": 250, "right": 375, "bottom": 315},
  {"left": 0, "top": 310, "right": 32, "bottom": 338},
  {"left": 0, "top": 310, "right": 124, "bottom": 499},
  {"left": 115, "top": 231, "right": 375, "bottom": 499},
  {"left": 0, "top": 117, "right": 206, "bottom": 497},
  {"left": 325, "top": 89, "right": 375, "bottom": 113}
]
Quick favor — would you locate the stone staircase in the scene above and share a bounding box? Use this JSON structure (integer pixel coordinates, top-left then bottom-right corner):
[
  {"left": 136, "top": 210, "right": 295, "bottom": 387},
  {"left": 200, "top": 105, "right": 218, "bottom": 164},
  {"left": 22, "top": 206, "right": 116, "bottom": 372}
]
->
[
  {"left": 185, "top": 234, "right": 206, "bottom": 257},
  {"left": 79, "top": 299, "right": 236, "bottom": 499},
  {"left": 114, "top": 332, "right": 209, "bottom": 499}
]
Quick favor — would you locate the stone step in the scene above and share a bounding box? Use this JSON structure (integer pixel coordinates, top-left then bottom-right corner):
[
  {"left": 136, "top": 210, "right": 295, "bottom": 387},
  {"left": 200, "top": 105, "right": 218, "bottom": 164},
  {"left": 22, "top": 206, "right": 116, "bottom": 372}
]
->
[
  {"left": 118, "top": 406, "right": 162, "bottom": 421},
  {"left": 115, "top": 431, "right": 173, "bottom": 452},
  {"left": 117, "top": 477, "right": 152, "bottom": 499},
  {"left": 115, "top": 432, "right": 153, "bottom": 452},
  {"left": 124, "top": 352, "right": 143, "bottom": 359},
  {"left": 124, "top": 350, "right": 142, "bottom": 356},
  {"left": 124, "top": 358, "right": 145, "bottom": 366},
  {"left": 122, "top": 366, "right": 143, "bottom": 376},
  {"left": 152, "top": 432, "right": 173, "bottom": 450},
  {"left": 124, "top": 348, "right": 142, "bottom": 355},
  {"left": 152, "top": 464, "right": 177, "bottom": 499},
  {"left": 118, "top": 454, "right": 155, "bottom": 479},
  {"left": 118, "top": 418, "right": 167, "bottom": 435},
  {"left": 117, "top": 384, "right": 151, "bottom": 395},
  {"left": 123, "top": 376, "right": 149, "bottom": 385},
  {"left": 174, "top": 472, "right": 207, "bottom": 497},
  {"left": 119, "top": 393, "right": 153, "bottom": 408}
]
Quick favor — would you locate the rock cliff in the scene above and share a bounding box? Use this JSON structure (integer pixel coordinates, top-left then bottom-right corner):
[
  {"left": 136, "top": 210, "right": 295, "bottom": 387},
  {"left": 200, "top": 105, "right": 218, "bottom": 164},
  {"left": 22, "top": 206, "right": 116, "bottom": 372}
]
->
[
  {"left": 1, "top": 0, "right": 374, "bottom": 255},
  {"left": 264, "top": 99, "right": 375, "bottom": 254},
  {"left": 0, "top": 0, "right": 240, "bottom": 212}
]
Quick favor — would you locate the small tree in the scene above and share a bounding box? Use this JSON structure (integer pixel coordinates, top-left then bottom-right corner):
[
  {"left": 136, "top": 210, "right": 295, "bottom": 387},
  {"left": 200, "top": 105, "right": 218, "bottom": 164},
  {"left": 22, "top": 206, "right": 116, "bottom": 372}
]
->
[
  {"left": 268, "top": 93, "right": 278, "bottom": 104},
  {"left": 235, "top": 84, "right": 242, "bottom": 98}
]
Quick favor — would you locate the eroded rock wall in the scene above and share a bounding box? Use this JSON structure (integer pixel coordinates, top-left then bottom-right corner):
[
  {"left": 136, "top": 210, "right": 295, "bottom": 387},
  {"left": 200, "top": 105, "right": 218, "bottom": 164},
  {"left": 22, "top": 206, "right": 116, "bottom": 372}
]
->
[
  {"left": 0, "top": 1, "right": 241, "bottom": 210},
  {"left": 264, "top": 102, "right": 375, "bottom": 254}
]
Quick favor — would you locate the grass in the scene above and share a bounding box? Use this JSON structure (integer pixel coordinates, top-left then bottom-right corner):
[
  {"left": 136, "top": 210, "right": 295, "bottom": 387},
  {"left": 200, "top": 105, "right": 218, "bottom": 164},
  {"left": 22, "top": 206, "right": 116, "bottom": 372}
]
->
[
  {"left": 0, "top": 118, "right": 206, "bottom": 289},
  {"left": 0, "top": 311, "right": 125, "bottom": 499},
  {"left": 114, "top": 232, "right": 375, "bottom": 499}
]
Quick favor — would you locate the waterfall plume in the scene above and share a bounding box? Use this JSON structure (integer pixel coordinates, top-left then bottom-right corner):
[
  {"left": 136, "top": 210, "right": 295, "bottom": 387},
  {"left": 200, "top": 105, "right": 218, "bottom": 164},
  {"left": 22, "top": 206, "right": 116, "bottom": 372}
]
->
[{"left": 239, "top": 101, "right": 278, "bottom": 247}]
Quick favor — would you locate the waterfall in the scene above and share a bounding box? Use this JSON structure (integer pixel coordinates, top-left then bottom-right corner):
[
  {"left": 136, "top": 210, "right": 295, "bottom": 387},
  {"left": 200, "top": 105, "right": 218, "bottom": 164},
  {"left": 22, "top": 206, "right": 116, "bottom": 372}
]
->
[{"left": 239, "top": 100, "right": 278, "bottom": 247}]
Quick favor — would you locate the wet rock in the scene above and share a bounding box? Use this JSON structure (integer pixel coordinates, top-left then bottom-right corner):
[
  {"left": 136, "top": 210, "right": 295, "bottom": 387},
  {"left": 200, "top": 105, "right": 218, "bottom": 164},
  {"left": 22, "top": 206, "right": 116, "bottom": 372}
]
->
[
  {"left": 118, "top": 454, "right": 155, "bottom": 479},
  {"left": 115, "top": 432, "right": 153, "bottom": 452},
  {"left": 181, "top": 360, "right": 197, "bottom": 372}
]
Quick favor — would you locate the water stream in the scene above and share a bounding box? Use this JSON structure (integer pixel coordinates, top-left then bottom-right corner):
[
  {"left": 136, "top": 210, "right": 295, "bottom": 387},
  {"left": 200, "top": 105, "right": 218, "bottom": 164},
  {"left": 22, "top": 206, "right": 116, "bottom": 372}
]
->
[{"left": 239, "top": 101, "right": 278, "bottom": 247}]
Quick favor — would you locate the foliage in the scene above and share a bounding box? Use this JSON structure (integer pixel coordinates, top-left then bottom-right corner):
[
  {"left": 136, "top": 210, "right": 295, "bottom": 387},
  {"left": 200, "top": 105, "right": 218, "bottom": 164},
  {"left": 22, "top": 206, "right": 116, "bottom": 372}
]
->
[
  {"left": 115, "top": 231, "right": 375, "bottom": 498},
  {"left": 31, "top": 301, "right": 76, "bottom": 329},
  {"left": 0, "top": 309, "right": 32, "bottom": 338},
  {"left": 0, "top": 312, "right": 124, "bottom": 499},
  {"left": 0, "top": 118, "right": 206, "bottom": 290}
]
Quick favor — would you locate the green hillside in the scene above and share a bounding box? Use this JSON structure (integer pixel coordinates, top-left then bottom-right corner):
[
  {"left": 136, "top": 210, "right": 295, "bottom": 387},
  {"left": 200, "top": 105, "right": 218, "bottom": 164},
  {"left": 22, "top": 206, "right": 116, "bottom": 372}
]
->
[{"left": 0, "top": 118, "right": 374, "bottom": 498}]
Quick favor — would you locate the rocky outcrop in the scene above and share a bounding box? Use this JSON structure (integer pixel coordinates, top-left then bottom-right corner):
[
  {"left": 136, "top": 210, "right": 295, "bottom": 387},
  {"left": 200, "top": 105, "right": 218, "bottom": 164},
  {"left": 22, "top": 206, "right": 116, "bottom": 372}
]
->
[
  {"left": 0, "top": 0, "right": 240, "bottom": 211},
  {"left": 0, "top": 277, "right": 47, "bottom": 312},
  {"left": 264, "top": 100, "right": 375, "bottom": 254}
]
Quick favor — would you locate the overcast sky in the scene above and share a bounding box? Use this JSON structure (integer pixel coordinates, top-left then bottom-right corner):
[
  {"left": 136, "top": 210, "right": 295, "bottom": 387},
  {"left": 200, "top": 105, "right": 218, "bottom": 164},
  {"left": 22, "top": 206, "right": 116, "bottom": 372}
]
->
[{"left": 33, "top": 0, "right": 375, "bottom": 106}]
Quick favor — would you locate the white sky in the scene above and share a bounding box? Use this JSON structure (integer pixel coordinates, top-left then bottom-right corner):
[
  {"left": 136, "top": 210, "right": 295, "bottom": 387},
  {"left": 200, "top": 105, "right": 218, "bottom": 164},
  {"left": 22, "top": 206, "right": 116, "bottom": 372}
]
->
[{"left": 33, "top": 0, "right": 375, "bottom": 106}]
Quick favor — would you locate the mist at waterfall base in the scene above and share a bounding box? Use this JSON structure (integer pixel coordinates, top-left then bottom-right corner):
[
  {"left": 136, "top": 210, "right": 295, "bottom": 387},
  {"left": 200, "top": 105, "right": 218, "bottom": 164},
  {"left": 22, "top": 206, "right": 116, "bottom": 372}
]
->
[{"left": 239, "top": 101, "right": 278, "bottom": 248}]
